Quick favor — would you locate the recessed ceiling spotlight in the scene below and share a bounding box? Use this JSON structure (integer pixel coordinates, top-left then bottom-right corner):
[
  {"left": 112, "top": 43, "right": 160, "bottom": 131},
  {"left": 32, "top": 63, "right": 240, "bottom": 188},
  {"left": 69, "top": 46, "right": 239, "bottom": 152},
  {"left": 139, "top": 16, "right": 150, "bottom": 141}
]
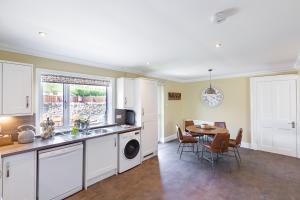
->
[
  {"left": 146, "top": 62, "right": 150, "bottom": 65},
  {"left": 216, "top": 43, "right": 222, "bottom": 48},
  {"left": 38, "top": 32, "right": 47, "bottom": 37}
]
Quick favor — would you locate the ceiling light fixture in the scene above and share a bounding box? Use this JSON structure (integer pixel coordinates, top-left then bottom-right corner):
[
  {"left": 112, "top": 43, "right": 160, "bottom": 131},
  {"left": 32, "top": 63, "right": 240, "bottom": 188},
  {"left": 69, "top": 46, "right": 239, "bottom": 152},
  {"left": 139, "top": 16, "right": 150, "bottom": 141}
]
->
[
  {"left": 38, "top": 32, "right": 47, "bottom": 37},
  {"left": 204, "top": 69, "right": 216, "bottom": 95},
  {"left": 146, "top": 62, "right": 150, "bottom": 65}
]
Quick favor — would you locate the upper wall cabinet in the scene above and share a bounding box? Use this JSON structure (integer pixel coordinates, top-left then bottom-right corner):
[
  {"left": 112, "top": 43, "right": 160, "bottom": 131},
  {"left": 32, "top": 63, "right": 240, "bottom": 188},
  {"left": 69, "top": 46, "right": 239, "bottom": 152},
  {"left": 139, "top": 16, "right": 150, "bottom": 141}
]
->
[
  {"left": 1, "top": 61, "right": 33, "bottom": 116},
  {"left": 117, "top": 78, "right": 135, "bottom": 109}
]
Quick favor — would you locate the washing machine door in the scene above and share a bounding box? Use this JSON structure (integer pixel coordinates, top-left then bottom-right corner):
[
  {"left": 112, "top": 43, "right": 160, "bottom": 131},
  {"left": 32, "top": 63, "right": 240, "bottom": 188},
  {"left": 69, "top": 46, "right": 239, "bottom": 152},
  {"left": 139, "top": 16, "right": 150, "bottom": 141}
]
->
[{"left": 124, "top": 139, "right": 140, "bottom": 159}]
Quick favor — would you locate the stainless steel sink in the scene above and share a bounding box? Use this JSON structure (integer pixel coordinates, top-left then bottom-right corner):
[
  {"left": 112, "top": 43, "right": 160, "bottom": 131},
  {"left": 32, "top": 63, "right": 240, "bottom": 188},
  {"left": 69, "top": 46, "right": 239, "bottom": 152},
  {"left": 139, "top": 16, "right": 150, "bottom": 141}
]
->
[{"left": 86, "top": 128, "right": 110, "bottom": 135}]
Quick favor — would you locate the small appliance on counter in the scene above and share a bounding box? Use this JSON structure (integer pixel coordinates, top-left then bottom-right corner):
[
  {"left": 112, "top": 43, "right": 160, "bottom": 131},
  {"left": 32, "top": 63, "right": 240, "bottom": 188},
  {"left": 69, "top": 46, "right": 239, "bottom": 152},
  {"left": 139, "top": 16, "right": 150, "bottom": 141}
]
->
[
  {"left": 115, "top": 109, "right": 135, "bottom": 126},
  {"left": 17, "top": 124, "right": 35, "bottom": 144}
]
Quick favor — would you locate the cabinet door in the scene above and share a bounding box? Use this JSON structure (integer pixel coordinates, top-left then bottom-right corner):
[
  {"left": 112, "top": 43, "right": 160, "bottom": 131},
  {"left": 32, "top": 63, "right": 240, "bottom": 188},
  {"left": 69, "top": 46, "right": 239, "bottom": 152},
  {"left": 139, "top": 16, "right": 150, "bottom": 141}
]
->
[
  {"left": 3, "top": 152, "right": 36, "bottom": 200},
  {"left": 141, "top": 80, "right": 158, "bottom": 121},
  {"left": 85, "top": 134, "right": 117, "bottom": 187},
  {"left": 2, "top": 63, "right": 32, "bottom": 115},
  {"left": 0, "top": 63, "right": 2, "bottom": 114},
  {"left": 141, "top": 120, "right": 158, "bottom": 158},
  {"left": 124, "top": 78, "right": 135, "bottom": 108}
]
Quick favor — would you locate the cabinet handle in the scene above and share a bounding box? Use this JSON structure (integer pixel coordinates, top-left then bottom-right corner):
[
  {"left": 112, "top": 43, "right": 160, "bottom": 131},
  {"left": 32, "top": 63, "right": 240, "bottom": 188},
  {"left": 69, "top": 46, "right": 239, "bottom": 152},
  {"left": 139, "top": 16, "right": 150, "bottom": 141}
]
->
[
  {"left": 6, "top": 163, "right": 9, "bottom": 178},
  {"left": 142, "top": 108, "right": 144, "bottom": 116},
  {"left": 124, "top": 97, "right": 127, "bottom": 105},
  {"left": 288, "top": 121, "right": 296, "bottom": 128},
  {"left": 142, "top": 122, "right": 145, "bottom": 129},
  {"left": 26, "top": 96, "right": 29, "bottom": 108},
  {"left": 114, "top": 138, "right": 116, "bottom": 147}
]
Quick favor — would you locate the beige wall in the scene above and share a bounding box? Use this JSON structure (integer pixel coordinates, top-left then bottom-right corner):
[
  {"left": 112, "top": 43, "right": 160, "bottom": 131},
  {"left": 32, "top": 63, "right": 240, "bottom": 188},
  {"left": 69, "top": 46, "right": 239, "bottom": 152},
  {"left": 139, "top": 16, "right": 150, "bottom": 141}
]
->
[
  {"left": 0, "top": 50, "right": 181, "bottom": 137},
  {"left": 1, "top": 50, "right": 297, "bottom": 142},
  {"left": 182, "top": 77, "right": 251, "bottom": 142}
]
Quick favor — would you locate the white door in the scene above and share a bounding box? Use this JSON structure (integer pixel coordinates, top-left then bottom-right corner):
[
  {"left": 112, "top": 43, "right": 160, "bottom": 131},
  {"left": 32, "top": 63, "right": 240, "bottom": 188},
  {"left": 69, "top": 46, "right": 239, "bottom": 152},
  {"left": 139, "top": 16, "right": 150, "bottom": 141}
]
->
[
  {"left": 2, "top": 63, "right": 32, "bottom": 115},
  {"left": 85, "top": 134, "right": 117, "bottom": 187},
  {"left": 3, "top": 152, "right": 36, "bottom": 200},
  {"left": 252, "top": 75, "right": 297, "bottom": 157}
]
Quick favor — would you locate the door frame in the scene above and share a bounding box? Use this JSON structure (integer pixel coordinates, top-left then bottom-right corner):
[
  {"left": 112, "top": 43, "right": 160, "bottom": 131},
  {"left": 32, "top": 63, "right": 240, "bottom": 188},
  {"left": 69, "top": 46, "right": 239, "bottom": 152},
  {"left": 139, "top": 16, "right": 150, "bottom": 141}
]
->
[{"left": 250, "top": 74, "right": 299, "bottom": 158}]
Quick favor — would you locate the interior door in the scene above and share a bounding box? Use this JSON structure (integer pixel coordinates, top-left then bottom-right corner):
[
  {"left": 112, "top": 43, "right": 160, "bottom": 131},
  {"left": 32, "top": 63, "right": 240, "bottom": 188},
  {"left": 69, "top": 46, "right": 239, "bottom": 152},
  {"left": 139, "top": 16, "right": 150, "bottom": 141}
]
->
[{"left": 256, "top": 77, "right": 297, "bottom": 156}]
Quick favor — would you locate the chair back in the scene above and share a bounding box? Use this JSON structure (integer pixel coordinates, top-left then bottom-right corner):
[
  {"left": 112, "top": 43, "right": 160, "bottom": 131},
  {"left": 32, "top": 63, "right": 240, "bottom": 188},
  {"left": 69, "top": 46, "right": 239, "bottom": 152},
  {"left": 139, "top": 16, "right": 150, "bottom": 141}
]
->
[
  {"left": 176, "top": 124, "right": 184, "bottom": 141},
  {"left": 211, "top": 133, "right": 230, "bottom": 153},
  {"left": 235, "top": 128, "right": 243, "bottom": 146},
  {"left": 214, "top": 122, "right": 227, "bottom": 129},
  {"left": 184, "top": 120, "right": 194, "bottom": 132}
]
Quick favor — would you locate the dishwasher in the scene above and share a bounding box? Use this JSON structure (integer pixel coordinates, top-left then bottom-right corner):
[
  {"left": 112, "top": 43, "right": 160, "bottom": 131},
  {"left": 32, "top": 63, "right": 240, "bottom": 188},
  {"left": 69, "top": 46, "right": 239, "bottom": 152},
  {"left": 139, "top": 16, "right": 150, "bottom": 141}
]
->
[{"left": 38, "top": 142, "right": 83, "bottom": 200}]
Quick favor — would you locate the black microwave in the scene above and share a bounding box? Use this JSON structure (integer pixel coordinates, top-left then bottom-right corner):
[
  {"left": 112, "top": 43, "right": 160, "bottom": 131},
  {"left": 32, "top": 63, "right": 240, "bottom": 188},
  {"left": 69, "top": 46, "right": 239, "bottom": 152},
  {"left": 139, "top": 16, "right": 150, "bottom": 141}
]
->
[{"left": 115, "top": 109, "right": 135, "bottom": 125}]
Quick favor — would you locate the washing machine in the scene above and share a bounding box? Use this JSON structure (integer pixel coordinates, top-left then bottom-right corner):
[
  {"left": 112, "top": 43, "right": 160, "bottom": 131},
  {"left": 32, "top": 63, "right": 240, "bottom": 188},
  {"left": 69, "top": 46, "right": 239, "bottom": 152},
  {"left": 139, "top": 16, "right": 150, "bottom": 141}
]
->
[{"left": 118, "top": 130, "right": 141, "bottom": 173}]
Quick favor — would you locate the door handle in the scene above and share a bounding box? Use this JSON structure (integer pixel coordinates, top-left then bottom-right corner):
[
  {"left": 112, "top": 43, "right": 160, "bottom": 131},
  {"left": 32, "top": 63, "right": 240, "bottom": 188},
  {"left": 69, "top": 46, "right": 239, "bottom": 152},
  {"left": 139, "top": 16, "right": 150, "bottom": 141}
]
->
[
  {"left": 124, "top": 97, "right": 127, "bottom": 105},
  {"left": 288, "top": 121, "right": 296, "bottom": 128}
]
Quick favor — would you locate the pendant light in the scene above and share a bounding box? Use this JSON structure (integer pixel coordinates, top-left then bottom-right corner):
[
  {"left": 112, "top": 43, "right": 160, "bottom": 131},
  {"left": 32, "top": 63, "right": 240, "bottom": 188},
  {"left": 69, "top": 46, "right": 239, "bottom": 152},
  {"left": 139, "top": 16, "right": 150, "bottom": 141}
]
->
[{"left": 205, "top": 69, "right": 216, "bottom": 95}]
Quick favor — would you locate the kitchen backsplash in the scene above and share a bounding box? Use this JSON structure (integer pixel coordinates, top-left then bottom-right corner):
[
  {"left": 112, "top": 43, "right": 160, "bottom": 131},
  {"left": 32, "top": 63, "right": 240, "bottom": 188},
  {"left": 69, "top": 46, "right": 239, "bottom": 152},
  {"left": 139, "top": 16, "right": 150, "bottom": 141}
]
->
[{"left": 0, "top": 115, "right": 35, "bottom": 141}]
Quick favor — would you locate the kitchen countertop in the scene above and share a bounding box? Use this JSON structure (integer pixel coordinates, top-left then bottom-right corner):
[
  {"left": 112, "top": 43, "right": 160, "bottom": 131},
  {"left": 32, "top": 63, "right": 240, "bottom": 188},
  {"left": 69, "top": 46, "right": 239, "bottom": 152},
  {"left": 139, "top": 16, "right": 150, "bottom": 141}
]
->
[{"left": 0, "top": 125, "right": 141, "bottom": 158}]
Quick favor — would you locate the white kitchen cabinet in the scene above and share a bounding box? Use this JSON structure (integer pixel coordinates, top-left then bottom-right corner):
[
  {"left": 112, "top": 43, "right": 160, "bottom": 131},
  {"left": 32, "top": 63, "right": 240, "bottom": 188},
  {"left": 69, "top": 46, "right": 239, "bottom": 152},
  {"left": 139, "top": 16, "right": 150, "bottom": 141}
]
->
[
  {"left": 135, "top": 79, "right": 158, "bottom": 161},
  {"left": 85, "top": 134, "right": 118, "bottom": 188},
  {"left": 2, "top": 151, "right": 36, "bottom": 200},
  {"left": 117, "top": 78, "right": 135, "bottom": 109},
  {"left": 0, "top": 63, "right": 2, "bottom": 114},
  {"left": 2, "top": 62, "right": 33, "bottom": 115}
]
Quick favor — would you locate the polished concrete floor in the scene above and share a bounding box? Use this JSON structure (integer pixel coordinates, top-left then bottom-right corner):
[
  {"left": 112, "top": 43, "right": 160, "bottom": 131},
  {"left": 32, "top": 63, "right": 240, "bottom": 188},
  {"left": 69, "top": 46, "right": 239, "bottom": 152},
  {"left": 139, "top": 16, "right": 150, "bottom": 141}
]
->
[{"left": 68, "top": 141, "right": 300, "bottom": 200}]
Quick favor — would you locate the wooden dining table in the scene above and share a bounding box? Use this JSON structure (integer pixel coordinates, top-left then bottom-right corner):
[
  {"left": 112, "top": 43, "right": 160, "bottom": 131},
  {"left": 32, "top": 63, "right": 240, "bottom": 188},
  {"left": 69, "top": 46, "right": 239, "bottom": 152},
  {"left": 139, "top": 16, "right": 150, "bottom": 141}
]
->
[{"left": 186, "top": 125, "right": 229, "bottom": 137}]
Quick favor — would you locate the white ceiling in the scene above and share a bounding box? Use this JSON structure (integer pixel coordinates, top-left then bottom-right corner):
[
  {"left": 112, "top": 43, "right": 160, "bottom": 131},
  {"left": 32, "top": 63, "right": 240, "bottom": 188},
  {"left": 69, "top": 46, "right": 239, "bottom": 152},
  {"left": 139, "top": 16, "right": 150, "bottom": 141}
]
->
[{"left": 0, "top": 0, "right": 300, "bottom": 82}]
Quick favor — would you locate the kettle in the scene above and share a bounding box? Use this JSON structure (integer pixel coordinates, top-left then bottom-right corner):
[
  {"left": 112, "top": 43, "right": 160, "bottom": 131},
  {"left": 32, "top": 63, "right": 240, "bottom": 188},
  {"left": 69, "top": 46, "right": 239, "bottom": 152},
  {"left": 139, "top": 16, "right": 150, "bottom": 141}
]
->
[{"left": 17, "top": 124, "right": 35, "bottom": 144}]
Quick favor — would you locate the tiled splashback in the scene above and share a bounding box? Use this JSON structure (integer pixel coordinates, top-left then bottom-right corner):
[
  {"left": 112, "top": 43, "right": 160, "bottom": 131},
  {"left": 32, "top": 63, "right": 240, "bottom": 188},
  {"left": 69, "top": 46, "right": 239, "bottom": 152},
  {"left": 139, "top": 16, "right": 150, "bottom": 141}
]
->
[{"left": 0, "top": 115, "right": 35, "bottom": 141}]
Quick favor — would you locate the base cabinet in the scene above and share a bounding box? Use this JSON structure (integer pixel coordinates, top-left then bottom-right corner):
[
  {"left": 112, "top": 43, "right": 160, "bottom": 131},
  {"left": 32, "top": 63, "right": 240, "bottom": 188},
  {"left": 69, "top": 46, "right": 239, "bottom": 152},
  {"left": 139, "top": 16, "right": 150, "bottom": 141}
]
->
[
  {"left": 85, "top": 134, "right": 118, "bottom": 187},
  {"left": 2, "top": 152, "right": 36, "bottom": 200}
]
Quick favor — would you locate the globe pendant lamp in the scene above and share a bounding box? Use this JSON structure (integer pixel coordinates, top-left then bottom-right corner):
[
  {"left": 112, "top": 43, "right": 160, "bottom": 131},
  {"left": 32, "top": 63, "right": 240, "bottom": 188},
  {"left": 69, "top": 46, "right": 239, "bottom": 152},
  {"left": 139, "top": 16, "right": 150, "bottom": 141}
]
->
[{"left": 205, "top": 69, "right": 216, "bottom": 95}]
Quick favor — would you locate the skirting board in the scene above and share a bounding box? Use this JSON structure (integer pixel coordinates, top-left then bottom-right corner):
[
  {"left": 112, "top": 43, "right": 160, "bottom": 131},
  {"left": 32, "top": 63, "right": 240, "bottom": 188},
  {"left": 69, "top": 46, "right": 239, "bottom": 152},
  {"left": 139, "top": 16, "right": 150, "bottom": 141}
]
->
[
  {"left": 160, "top": 134, "right": 177, "bottom": 143},
  {"left": 161, "top": 134, "right": 252, "bottom": 150}
]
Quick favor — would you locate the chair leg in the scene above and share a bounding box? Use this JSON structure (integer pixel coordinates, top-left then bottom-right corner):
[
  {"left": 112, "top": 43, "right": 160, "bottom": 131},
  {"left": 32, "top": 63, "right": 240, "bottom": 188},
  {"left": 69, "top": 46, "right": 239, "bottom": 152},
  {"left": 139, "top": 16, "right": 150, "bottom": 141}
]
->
[
  {"left": 177, "top": 143, "right": 181, "bottom": 154},
  {"left": 233, "top": 148, "right": 239, "bottom": 163},
  {"left": 180, "top": 144, "right": 184, "bottom": 159},
  {"left": 236, "top": 147, "right": 241, "bottom": 162},
  {"left": 210, "top": 151, "right": 214, "bottom": 167}
]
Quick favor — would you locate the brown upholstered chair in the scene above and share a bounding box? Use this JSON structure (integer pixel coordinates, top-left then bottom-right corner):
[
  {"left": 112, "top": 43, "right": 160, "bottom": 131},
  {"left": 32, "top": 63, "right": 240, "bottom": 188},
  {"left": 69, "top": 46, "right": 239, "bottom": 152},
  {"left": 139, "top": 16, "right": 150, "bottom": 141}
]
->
[
  {"left": 229, "top": 128, "right": 243, "bottom": 162},
  {"left": 176, "top": 124, "right": 198, "bottom": 159},
  {"left": 201, "top": 133, "right": 230, "bottom": 167},
  {"left": 184, "top": 120, "right": 194, "bottom": 132},
  {"left": 214, "top": 122, "right": 227, "bottom": 129}
]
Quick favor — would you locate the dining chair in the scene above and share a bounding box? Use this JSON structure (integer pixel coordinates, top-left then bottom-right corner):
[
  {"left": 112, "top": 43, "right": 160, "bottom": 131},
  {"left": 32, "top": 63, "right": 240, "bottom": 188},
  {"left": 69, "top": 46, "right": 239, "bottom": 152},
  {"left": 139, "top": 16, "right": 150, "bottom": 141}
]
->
[
  {"left": 184, "top": 120, "right": 194, "bottom": 133},
  {"left": 201, "top": 133, "right": 230, "bottom": 167},
  {"left": 229, "top": 128, "right": 243, "bottom": 162},
  {"left": 214, "top": 122, "right": 227, "bottom": 129},
  {"left": 176, "top": 124, "right": 198, "bottom": 159}
]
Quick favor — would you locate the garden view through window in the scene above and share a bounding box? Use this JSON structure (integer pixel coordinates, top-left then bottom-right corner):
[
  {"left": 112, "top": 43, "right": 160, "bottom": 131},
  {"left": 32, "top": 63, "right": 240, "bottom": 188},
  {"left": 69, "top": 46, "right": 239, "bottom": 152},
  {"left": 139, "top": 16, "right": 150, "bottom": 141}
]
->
[{"left": 41, "top": 81, "right": 107, "bottom": 128}]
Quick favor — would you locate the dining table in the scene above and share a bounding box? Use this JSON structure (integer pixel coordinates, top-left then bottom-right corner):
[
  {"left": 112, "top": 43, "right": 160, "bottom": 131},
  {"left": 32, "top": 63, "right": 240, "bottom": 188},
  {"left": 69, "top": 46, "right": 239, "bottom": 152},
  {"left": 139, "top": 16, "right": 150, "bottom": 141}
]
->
[{"left": 186, "top": 125, "right": 229, "bottom": 137}]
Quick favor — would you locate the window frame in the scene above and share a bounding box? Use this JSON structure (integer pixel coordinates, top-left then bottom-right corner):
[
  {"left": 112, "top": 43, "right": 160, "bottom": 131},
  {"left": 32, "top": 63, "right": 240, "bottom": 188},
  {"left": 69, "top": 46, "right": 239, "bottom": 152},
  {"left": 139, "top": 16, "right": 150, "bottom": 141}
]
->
[{"left": 36, "top": 68, "right": 115, "bottom": 135}]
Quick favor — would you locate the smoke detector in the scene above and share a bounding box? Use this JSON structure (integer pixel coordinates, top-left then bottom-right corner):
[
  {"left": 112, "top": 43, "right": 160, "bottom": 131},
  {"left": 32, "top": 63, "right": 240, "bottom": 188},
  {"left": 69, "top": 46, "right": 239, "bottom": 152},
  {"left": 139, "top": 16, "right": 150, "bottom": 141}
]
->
[
  {"left": 211, "top": 8, "right": 239, "bottom": 24},
  {"left": 211, "top": 12, "right": 227, "bottom": 24}
]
